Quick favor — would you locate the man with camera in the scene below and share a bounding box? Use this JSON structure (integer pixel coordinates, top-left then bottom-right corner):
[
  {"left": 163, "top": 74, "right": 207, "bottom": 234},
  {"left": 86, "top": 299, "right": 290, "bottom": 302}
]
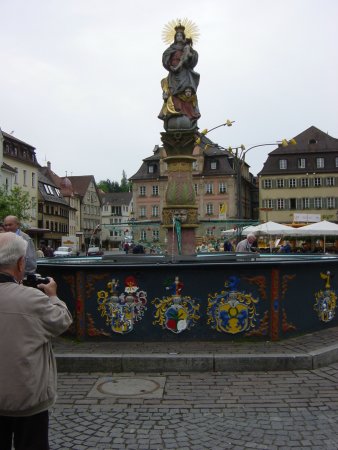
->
[
  {"left": 0, "top": 232, "right": 73, "bottom": 450},
  {"left": 3, "top": 215, "right": 37, "bottom": 275}
]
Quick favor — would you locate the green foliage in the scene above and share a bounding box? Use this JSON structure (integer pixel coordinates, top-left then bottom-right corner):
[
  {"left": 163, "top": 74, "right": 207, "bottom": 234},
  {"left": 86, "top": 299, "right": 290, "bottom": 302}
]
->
[
  {"left": 0, "top": 186, "right": 33, "bottom": 223},
  {"left": 120, "top": 170, "right": 131, "bottom": 192},
  {"left": 98, "top": 171, "right": 131, "bottom": 193}
]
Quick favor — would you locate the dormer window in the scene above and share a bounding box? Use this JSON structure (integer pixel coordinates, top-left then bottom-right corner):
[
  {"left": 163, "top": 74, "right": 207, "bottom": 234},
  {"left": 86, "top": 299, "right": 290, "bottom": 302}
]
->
[
  {"left": 148, "top": 164, "right": 156, "bottom": 174},
  {"left": 316, "top": 157, "right": 324, "bottom": 169},
  {"left": 279, "top": 159, "right": 287, "bottom": 169},
  {"left": 210, "top": 160, "right": 218, "bottom": 170}
]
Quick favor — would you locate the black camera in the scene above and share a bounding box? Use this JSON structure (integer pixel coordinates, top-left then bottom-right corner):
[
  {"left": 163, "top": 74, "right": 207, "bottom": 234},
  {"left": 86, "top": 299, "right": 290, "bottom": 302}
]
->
[{"left": 23, "top": 273, "right": 50, "bottom": 288}]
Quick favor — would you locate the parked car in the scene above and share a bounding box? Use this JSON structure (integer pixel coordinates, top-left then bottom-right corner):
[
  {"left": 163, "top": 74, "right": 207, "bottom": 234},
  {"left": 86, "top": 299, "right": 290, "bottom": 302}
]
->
[
  {"left": 86, "top": 246, "right": 104, "bottom": 256},
  {"left": 53, "top": 246, "right": 75, "bottom": 257}
]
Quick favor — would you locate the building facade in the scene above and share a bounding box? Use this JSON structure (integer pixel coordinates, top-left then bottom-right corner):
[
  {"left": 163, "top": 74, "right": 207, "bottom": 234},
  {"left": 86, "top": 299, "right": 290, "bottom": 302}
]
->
[
  {"left": 1, "top": 131, "right": 39, "bottom": 227},
  {"left": 100, "top": 192, "right": 133, "bottom": 248},
  {"left": 130, "top": 136, "right": 257, "bottom": 246},
  {"left": 37, "top": 172, "right": 72, "bottom": 249},
  {"left": 258, "top": 126, "right": 338, "bottom": 224}
]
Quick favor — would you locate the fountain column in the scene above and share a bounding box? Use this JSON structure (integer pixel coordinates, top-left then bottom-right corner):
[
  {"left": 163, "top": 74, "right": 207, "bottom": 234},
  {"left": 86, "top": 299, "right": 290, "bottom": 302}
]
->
[{"left": 159, "top": 20, "right": 201, "bottom": 256}]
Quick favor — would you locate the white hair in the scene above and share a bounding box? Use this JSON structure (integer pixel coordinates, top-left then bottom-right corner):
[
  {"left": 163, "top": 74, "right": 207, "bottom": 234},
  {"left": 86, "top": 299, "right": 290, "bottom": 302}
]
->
[
  {"left": 246, "top": 233, "right": 256, "bottom": 239},
  {"left": 0, "top": 232, "right": 28, "bottom": 267}
]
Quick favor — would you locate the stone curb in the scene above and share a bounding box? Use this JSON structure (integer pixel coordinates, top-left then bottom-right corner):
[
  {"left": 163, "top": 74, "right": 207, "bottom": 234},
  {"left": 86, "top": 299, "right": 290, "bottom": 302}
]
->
[{"left": 55, "top": 343, "right": 338, "bottom": 372}]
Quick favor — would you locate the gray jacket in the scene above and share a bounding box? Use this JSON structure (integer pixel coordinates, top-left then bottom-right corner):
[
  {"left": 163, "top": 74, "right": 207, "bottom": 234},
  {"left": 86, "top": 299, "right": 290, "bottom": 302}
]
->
[{"left": 0, "top": 281, "right": 72, "bottom": 416}]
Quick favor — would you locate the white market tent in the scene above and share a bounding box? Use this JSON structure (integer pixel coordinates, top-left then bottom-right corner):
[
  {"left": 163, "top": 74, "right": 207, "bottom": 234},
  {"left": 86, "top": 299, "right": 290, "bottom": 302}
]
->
[
  {"left": 291, "top": 220, "right": 338, "bottom": 251},
  {"left": 241, "top": 221, "right": 296, "bottom": 236}
]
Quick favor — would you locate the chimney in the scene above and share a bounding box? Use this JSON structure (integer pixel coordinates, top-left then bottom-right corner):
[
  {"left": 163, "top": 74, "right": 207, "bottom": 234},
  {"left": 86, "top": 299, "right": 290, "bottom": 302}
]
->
[{"left": 47, "top": 161, "right": 51, "bottom": 170}]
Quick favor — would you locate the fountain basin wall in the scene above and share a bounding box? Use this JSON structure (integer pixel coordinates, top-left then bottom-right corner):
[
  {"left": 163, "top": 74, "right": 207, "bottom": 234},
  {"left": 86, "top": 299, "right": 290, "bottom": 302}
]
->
[{"left": 37, "top": 253, "right": 338, "bottom": 341}]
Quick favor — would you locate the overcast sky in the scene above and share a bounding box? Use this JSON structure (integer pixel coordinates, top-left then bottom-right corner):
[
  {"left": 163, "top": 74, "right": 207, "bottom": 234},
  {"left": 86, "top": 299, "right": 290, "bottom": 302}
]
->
[{"left": 1, "top": 0, "right": 337, "bottom": 183}]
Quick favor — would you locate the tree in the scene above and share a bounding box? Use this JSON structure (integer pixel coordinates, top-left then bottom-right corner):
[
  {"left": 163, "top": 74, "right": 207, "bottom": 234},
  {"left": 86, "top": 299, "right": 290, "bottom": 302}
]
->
[
  {"left": 97, "top": 179, "right": 120, "bottom": 193},
  {"left": 120, "top": 170, "right": 131, "bottom": 192},
  {"left": 0, "top": 186, "right": 33, "bottom": 223},
  {"left": 97, "top": 172, "right": 131, "bottom": 193}
]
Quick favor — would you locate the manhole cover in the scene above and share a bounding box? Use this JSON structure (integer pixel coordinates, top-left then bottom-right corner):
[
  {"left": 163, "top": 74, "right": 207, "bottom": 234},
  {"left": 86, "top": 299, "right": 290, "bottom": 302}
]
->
[{"left": 87, "top": 376, "right": 166, "bottom": 399}]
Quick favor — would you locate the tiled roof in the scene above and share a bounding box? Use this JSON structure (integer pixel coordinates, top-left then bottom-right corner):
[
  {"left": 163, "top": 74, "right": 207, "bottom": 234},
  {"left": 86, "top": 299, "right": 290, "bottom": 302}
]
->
[
  {"left": 101, "top": 192, "right": 132, "bottom": 205},
  {"left": 258, "top": 126, "right": 338, "bottom": 176}
]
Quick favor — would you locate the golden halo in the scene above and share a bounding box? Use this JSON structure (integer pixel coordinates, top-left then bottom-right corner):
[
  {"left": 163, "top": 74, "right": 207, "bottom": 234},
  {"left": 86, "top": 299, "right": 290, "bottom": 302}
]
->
[{"left": 162, "top": 18, "right": 200, "bottom": 45}]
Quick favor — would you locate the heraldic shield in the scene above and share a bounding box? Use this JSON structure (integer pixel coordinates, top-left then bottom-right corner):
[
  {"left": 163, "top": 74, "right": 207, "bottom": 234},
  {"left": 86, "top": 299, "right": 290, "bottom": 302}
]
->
[
  {"left": 152, "top": 276, "right": 200, "bottom": 334},
  {"left": 97, "top": 276, "right": 147, "bottom": 334},
  {"left": 207, "top": 276, "right": 258, "bottom": 334},
  {"left": 314, "top": 272, "right": 337, "bottom": 323}
]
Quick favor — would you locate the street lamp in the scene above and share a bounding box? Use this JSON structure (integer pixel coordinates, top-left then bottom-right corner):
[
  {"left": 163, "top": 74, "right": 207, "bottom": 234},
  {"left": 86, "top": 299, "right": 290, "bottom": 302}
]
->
[{"left": 195, "top": 120, "right": 235, "bottom": 144}]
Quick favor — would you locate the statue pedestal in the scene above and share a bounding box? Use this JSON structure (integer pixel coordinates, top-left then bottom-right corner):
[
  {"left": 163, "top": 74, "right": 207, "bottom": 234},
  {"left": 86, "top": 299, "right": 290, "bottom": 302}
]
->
[{"left": 166, "top": 227, "right": 197, "bottom": 256}]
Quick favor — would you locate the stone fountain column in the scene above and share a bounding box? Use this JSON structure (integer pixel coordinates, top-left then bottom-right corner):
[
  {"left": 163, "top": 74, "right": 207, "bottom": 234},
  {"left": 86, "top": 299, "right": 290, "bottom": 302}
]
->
[{"left": 161, "top": 121, "right": 199, "bottom": 256}]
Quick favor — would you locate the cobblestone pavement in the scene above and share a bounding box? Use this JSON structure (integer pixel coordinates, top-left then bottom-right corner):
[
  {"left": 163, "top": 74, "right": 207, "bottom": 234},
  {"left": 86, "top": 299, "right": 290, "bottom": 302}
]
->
[{"left": 50, "top": 362, "right": 338, "bottom": 450}]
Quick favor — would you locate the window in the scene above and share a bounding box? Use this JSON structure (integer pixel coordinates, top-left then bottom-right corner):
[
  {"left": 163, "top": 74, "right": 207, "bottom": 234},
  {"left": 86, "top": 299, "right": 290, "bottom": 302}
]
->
[
  {"left": 206, "top": 203, "right": 214, "bottom": 215},
  {"left": 103, "top": 206, "right": 109, "bottom": 212},
  {"left": 14, "top": 168, "right": 18, "bottom": 184},
  {"left": 152, "top": 205, "right": 159, "bottom": 217},
  {"left": 290, "top": 198, "right": 296, "bottom": 209},
  {"left": 277, "top": 199, "right": 285, "bottom": 209},
  {"left": 298, "top": 158, "right": 306, "bottom": 169},
  {"left": 336, "top": 157, "right": 338, "bottom": 168},
  {"left": 262, "top": 199, "right": 273, "bottom": 209},
  {"left": 314, "top": 198, "right": 322, "bottom": 208},
  {"left": 55, "top": 188, "right": 61, "bottom": 197},
  {"left": 31, "top": 173, "right": 36, "bottom": 188},
  {"left": 153, "top": 230, "right": 159, "bottom": 240},
  {"left": 141, "top": 230, "right": 147, "bottom": 241},
  {"left": 316, "top": 158, "right": 324, "bottom": 169},
  {"left": 263, "top": 179, "right": 272, "bottom": 189},
  {"left": 194, "top": 184, "right": 198, "bottom": 195},
  {"left": 152, "top": 185, "right": 159, "bottom": 196},
  {"left": 139, "top": 186, "right": 146, "bottom": 196},
  {"left": 23, "top": 170, "right": 27, "bottom": 186},
  {"left": 148, "top": 164, "right": 156, "bottom": 174},
  {"left": 277, "top": 179, "right": 285, "bottom": 188},
  {"left": 326, "top": 177, "right": 335, "bottom": 187},
  {"left": 210, "top": 161, "right": 218, "bottom": 170},
  {"left": 301, "top": 178, "right": 309, "bottom": 188},
  {"left": 219, "top": 182, "right": 227, "bottom": 193},
  {"left": 289, "top": 179, "right": 297, "bottom": 188},
  {"left": 327, "top": 197, "right": 335, "bottom": 209},
  {"left": 279, "top": 159, "right": 287, "bottom": 169},
  {"left": 314, "top": 177, "right": 322, "bottom": 187},
  {"left": 205, "top": 183, "right": 213, "bottom": 194},
  {"left": 139, "top": 206, "right": 146, "bottom": 218},
  {"left": 206, "top": 228, "right": 214, "bottom": 237},
  {"left": 192, "top": 161, "right": 198, "bottom": 171}
]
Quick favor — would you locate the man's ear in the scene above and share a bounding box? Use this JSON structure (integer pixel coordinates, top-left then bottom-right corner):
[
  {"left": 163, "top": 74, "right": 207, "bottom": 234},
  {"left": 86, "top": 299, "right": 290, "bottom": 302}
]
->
[{"left": 17, "top": 255, "right": 26, "bottom": 273}]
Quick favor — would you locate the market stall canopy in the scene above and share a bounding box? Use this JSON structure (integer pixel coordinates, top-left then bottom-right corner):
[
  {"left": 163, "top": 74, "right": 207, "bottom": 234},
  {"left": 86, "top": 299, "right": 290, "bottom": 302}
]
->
[
  {"left": 292, "top": 220, "right": 338, "bottom": 236},
  {"left": 242, "top": 221, "right": 296, "bottom": 236}
]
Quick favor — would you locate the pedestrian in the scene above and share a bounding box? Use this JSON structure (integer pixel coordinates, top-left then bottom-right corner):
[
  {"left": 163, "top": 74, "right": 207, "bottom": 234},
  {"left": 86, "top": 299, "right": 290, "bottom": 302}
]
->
[
  {"left": 3, "top": 215, "right": 37, "bottom": 274},
  {"left": 223, "top": 238, "right": 233, "bottom": 252},
  {"left": 36, "top": 247, "right": 45, "bottom": 258},
  {"left": 278, "top": 240, "right": 292, "bottom": 253},
  {"left": 236, "top": 233, "right": 257, "bottom": 252},
  {"left": 0, "top": 231, "right": 73, "bottom": 450}
]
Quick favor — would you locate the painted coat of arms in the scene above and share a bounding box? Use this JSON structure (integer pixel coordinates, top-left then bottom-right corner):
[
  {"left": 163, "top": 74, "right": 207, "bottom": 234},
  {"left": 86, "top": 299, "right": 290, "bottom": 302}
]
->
[
  {"left": 97, "top": 275, "right": 147, "bottom": 334},
  {"left": 152, "top": 276, "right": 200, "bottom": 333},
  {"left": 314, "top": 272, "right": 337, "bottom": 323},
  {"left": 207, "top": 276, "right": 258, "bottom": 334}
]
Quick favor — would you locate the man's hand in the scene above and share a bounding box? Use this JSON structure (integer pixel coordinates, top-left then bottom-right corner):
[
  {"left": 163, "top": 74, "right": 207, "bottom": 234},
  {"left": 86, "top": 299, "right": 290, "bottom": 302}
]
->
[{"left": 38, "top": 277, "right": 58, "bottom": 297}]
